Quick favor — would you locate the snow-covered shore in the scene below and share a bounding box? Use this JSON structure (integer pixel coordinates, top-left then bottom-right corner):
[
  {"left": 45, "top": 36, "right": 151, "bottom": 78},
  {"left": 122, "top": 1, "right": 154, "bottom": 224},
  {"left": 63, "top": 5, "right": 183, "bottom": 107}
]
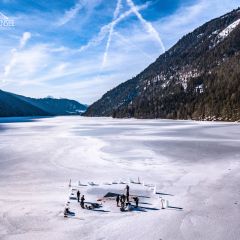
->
[{"left": 0, "top": 117, "right": 239, "bottom": 240}]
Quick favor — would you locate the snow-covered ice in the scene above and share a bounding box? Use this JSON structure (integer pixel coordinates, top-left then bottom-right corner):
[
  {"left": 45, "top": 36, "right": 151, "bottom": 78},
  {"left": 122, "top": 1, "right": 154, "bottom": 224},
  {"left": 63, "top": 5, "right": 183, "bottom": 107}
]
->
[{"left": 0, "top": 117, "right": 240, "bottom": 240}]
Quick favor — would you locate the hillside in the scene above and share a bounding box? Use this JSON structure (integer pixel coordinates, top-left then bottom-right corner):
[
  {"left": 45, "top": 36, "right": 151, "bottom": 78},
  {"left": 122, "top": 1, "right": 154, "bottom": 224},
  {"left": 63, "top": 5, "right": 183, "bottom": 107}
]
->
[
  {"left": 84, "top": 8, "right": 240, "bottom": 121},
  {"left": 13, "top": 94, "right": 87, "bottom": 115},
  {"left": 0, "top": 90, "right": 87, "bottom": 117},
  {"left": 0, "top": 90, "right": 50, "bottom": 117}
]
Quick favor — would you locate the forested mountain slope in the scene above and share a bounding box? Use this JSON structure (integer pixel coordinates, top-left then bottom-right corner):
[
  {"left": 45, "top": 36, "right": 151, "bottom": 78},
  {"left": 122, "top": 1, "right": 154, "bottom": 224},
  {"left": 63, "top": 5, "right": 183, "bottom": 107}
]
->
[
  {"left": 0, "top": 90, "right": 87, "bottom": 117},
  {"left": 0, "top": 90, "right": 50, "bottom": 117},
  {"left": 14, "top": 94, "right": 87, "bottom": 115},
  {"left": 85, "top": 8, "right": 240, "bottom": 121}
]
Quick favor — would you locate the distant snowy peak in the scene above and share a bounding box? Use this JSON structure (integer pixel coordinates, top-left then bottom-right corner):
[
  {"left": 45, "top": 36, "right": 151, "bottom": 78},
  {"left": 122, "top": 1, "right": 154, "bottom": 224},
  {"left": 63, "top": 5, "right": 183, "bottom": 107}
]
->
[{"left": 217, "top": 19, "right": 240, "bottom": 40}]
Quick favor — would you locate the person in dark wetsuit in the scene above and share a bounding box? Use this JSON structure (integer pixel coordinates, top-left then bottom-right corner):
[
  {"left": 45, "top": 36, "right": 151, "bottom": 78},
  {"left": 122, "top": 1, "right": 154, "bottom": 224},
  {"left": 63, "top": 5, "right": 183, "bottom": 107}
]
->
[
  {"left": 116, "top": 195, "right": 120, "bottom": 207},
  {"left": 80, "top": 195, "right": 85, "bottom": 208},
  {"left": 126, "top": 185, "right": 130, "bottom": 202},
  {"left": 122, "top": 194, "right": 126, "bottom": 203},
  {"left": 64, "top": 206, "right": 69, "bottom": 216},
  {"left": 135, "top": 196, "right": 139, "bottom": 207},
  {"left": 120, "top": 200, "right": 125, "bottom": 211},
  {"left": 77, "top": 190, "right": 80, "bottom": 202},
  {"left": 134, "top": 196, "right": 139, "bottom": 208}
]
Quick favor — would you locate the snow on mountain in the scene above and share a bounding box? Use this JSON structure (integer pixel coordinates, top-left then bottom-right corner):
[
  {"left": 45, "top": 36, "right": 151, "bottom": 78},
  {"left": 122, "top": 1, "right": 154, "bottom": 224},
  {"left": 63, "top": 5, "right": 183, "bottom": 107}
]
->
[
  {"left": 209, "top": 18, "right": 240, "bottom": 49},
  {"left": 217, "top": 18, "right": 240, "bottom": 41},
  {"left": 84, "top": 8, "right": 240, "bottom": 121}
]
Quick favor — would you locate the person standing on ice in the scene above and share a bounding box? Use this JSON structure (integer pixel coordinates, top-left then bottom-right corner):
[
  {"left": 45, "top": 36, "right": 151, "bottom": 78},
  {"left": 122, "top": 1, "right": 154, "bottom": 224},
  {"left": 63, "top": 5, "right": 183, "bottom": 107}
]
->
[
  {"left": 116, "top": 195, "right": 120, "bottom": 207},
  {"left": 120, "top": 199, "right": 125, "bottom": 211},
  {"left": 80, "top": 195, "right": 85, "bottom": 208},
  {"left": 122, "top": 194, "right": 126, "bottom": 203},
  {"left": 135, "top": 196, "right": 139, "bottom": 208},
  {"left": 126, "top": 192, "right": 129, "bottom": 202},
  {"left": 77, "top": 190, "right": 80, "bottom": 202},
  {"left": 133, "top": 196, "right": 139, "bottom": 208},
  {"left": 126, "top": 185, "right": 130, "bottom": 202}
]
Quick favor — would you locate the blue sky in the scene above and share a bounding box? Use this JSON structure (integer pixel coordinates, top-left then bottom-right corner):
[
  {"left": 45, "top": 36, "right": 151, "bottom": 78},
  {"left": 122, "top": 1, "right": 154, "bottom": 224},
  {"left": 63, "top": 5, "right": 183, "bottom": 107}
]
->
[{"left": 0, "top": 0, "right": 239, "bottom": 104}]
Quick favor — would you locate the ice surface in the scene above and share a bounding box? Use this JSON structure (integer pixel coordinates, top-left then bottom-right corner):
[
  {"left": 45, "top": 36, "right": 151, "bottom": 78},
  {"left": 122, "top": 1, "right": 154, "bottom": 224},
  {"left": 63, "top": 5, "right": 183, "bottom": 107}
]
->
[{"left": 0, "top": 117, "right": 240, "bottom": 240}]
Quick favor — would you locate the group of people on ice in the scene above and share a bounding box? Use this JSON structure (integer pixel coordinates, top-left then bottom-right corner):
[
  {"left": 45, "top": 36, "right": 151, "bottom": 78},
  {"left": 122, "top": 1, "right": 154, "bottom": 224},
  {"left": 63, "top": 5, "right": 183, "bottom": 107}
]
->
[
  {"left": 77, "top": 190, "right": 101, "bottom": 210},
  {"left": 116, "top": 185, "right": 139, "bottom": 211},
  {"left": 64, "top": 190, "right": 85, "bottom": 217},
  {"left": 65, "top": 184, "right": 141, "bottom": 217},
  {"left": 77, "top": 190, "right": 86, "bottom": 208}
]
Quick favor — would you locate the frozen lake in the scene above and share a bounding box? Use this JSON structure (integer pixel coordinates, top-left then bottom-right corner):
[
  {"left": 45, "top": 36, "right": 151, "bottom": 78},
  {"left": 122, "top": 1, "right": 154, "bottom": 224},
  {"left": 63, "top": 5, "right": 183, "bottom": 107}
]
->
[{"left": 0, "top": 117, "right": 240, "bottom": 240}]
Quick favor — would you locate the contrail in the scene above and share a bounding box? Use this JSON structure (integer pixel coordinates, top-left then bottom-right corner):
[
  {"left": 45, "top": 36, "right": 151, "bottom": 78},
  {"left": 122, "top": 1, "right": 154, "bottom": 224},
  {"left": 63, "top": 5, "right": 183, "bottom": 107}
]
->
[
  {"left": 126, "top": 0, "right": 165, "bottom": 52},
  {"left": 108, "top": 2, "right": 151, "bottom": 35},
  {"left": 78, "top": 25, "right": 109, "bottom": 52},
  {"left": 102, "top": 0, "right": 122, "bottom": 68},
  {"left": 114, "top": 31, "right": 152, "bottom": 60},
  {"left": 113, "top": 0, "right": 122, "bottom": 19},
  {"left": 78, "top": 2, "right": 150, "bottom": 53}
]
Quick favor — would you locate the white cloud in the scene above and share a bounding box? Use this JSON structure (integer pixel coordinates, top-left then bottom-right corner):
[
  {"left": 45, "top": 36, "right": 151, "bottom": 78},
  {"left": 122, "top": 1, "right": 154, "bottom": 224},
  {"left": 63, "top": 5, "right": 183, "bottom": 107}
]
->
[
  {"left": 78, "top": 25, "right": 109, "bottom": 52},
  {"left": 19, "top": 31, "right": 31, "bottom": 49},
  {"left": 3, "top": 49, "right": 17, "bottom": 78},
  {"left": 2, "top": 32, "right": 31, "bottom": 79},
  {"left": 57, "top": 0, "right": 83, "bottom": 26},
  {"left": 113, "top": 31, "right": 152, "bottom": 60},
  {"left": 2, "top": 44, "right": 50, "bottom": 82},
  {"left": 0, "top": 32, "right": 158, "bottom": 103}
]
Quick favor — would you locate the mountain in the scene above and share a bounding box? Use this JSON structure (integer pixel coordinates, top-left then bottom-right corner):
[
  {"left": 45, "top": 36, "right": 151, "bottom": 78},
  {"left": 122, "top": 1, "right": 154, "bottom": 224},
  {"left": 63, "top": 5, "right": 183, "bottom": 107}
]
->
[
  {"left": 0, "top": 90, "right": 50, "bottom": 117},
  {"left": 0, "top": 90, "right": 87, "bottom": 117},
  {"left": 84, "top": 8, "right": 240, "bottom": 121},
  {"left": 13, "top": 94, "right": 87, "bottom": 115}
]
